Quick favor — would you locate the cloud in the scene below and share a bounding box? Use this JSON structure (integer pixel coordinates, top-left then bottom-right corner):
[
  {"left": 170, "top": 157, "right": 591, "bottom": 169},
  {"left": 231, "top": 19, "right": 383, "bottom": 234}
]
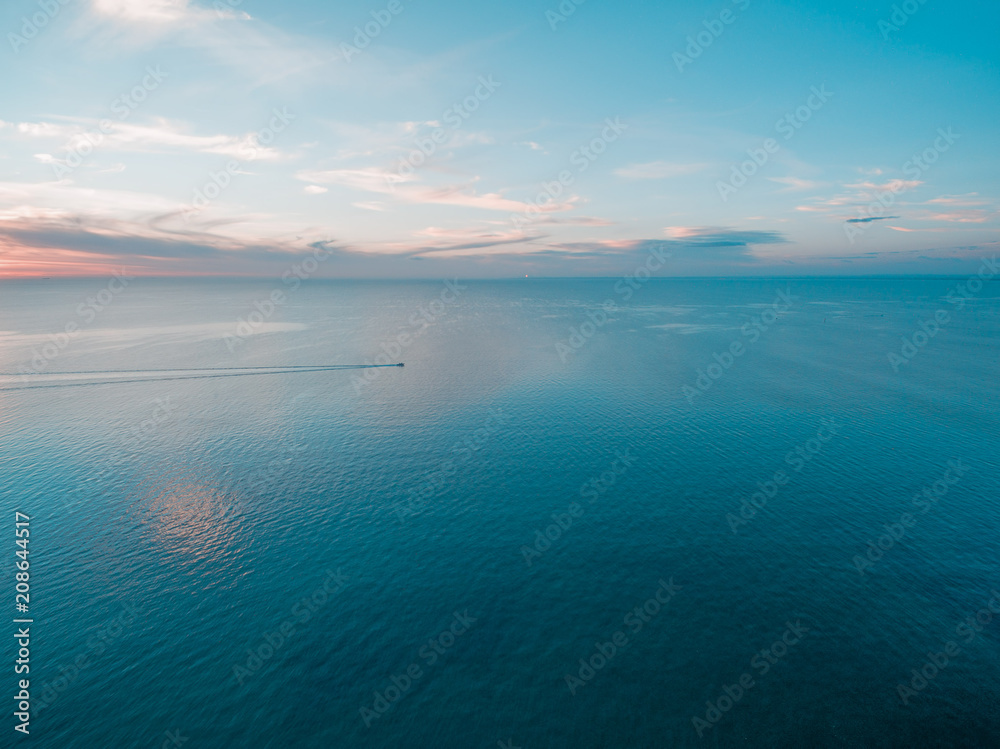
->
[
  {"left": 664, "top": 226, "right": 788, "bottom": 245},
  {"left": 296, "top": 167, "right": 574, "bottom": 214},
  {"left": 920, "top": 210, "right": 997, "bottom": 223},
  {"left": 303, "top": 185, "right": 328, "bottom": 195},
  {"left": 13, "top": 118, "right": 288, "bottom": 162},
  {"left": 803, "top": 243, "right": 1000, "bottom": 272},
  {"left": 845, "top": 179, "right": 922, "bottom": 193},
  {"left": 845, "top": 216, "right": 899, "bottom": 224},
  {"left": 0, "top": 213, "right": 787, "bottom": 276},
  {"left": 794, "top": 177, "right": 926, "bottom": 216},
  {"left": 25, "top": 207, "right": 988, "bottom": 278},
  {"left": 768, "top": 176, "right": 825, "bottom": 192},
  {"left": 91, "top": 0, "right": 211, "bottom": 24},
  {"left": 439, "top": 227, "right": 791, "bottom": 275},
  {"left": 794, "top": 197, "right": 854, "bottom": 212},
  {"left": 517, "top": 215, "right": 614, "bottom": 227},
  {"left": 17, "top": 123, "right": 70, "bottom": 138},
  {"left": 614, "top": 161, "right": 709, "bottom": 180},
  {"left": 0, "top": 179, "right": 351, "bottom": 276},
  {"left": 316, "top": 224, "right": 544, "bottom": 260},
  {"left": 0, "top": 179, "right": 179, "bottom": 219},
  {"left": 925, "top": 193, "right": 987, "bottom": 206},
  {"left": 0, "top": 211, "right": 352, "bottom": 276},
  {"left": 296, "top": 167, "right": 395, "bottom": 193},
  {"left": 406, "top": 234, "right": 542, "bottom": 259},
  {"left": 85, "top": 0, "right": 331, "bottom": 88},
  {"left": 546, "top": 228, "right": 788, "bottom": 264}
]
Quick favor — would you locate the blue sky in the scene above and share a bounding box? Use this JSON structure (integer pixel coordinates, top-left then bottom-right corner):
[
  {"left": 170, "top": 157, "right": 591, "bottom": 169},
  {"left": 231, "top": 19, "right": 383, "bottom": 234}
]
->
[{"left": 1, "top": 0, "right": 998, "bottom": 276}]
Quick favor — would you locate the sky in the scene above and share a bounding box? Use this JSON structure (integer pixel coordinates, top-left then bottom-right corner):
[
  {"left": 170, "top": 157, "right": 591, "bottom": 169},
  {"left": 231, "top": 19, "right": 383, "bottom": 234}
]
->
[{"left": 0, "top": 0, "right": 998, "bottom": 277}]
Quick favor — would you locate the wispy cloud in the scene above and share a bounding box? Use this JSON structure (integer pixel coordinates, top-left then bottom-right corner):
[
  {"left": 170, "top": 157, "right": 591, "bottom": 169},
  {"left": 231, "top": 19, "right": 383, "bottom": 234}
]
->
[
  {"left": 794, "top": 177, "right": 926, "bottom": 216},
  {"left": 768, "top": 176, "right": 825, "bottom": 192},
  {"left": 925, "top": 193, "right": 989, "bottom": 207},
  {"left": 516, "top": 215, "right": 614, "bottom": 227},
  {"left": 845, "top": 179, "right": 923, "bottom": 193},
  {"left": 84, "top": 0, "right": 332, "bottom": 87},
  {"left": 919, "top": 210, "right": 997, "bottom": 223},
  {"left": 297, "top": 167, "right": 574, "bottom": 214},
  {"left": 92, "top": 0, "right": 240, "bottom": 24},
  {"left": 14, "top": 119, "right": 288, "bottom": 162},
  {"left": 403, "top": 227, "right": 539, "bottom": 258},
  {"left": 515, "top": 141, "right": 545, "bottom": 152}
]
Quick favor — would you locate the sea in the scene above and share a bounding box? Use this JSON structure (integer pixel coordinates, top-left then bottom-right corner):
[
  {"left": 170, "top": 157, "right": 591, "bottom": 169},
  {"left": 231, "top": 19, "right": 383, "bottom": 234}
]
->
[{"left": 1, "top": 276, "right": 999, "bottom": 748}]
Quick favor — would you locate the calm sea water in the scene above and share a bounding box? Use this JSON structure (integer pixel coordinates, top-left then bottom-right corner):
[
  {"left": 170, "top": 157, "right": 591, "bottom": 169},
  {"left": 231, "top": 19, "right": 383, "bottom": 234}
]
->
[{"left": 1, "top": 277, "right": 999, "bottom": 748}]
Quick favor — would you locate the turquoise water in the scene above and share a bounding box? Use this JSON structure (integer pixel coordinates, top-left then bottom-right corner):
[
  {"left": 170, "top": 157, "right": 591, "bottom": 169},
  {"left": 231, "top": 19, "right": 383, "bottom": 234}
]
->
[{"left": 2, "top": 277, "right": 999, "bottom": 747}]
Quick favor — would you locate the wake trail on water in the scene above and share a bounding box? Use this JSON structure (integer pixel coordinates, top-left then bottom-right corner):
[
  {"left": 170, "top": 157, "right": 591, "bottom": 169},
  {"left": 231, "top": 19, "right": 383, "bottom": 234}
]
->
[{"left": 0, "top": 364, "right": 402, "bottom": 391}]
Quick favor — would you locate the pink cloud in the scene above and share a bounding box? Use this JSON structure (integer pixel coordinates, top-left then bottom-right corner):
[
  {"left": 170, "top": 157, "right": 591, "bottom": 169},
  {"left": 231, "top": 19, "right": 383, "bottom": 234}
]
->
[{"left": 297, "top": 168, "right": 574, "bottom": 214}]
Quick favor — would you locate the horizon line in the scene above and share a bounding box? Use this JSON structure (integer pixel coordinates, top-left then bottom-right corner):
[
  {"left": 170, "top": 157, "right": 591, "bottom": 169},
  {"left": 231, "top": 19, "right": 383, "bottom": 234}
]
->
[{"left": 0, "top": 273, "right": 986, "bottom": 282}]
